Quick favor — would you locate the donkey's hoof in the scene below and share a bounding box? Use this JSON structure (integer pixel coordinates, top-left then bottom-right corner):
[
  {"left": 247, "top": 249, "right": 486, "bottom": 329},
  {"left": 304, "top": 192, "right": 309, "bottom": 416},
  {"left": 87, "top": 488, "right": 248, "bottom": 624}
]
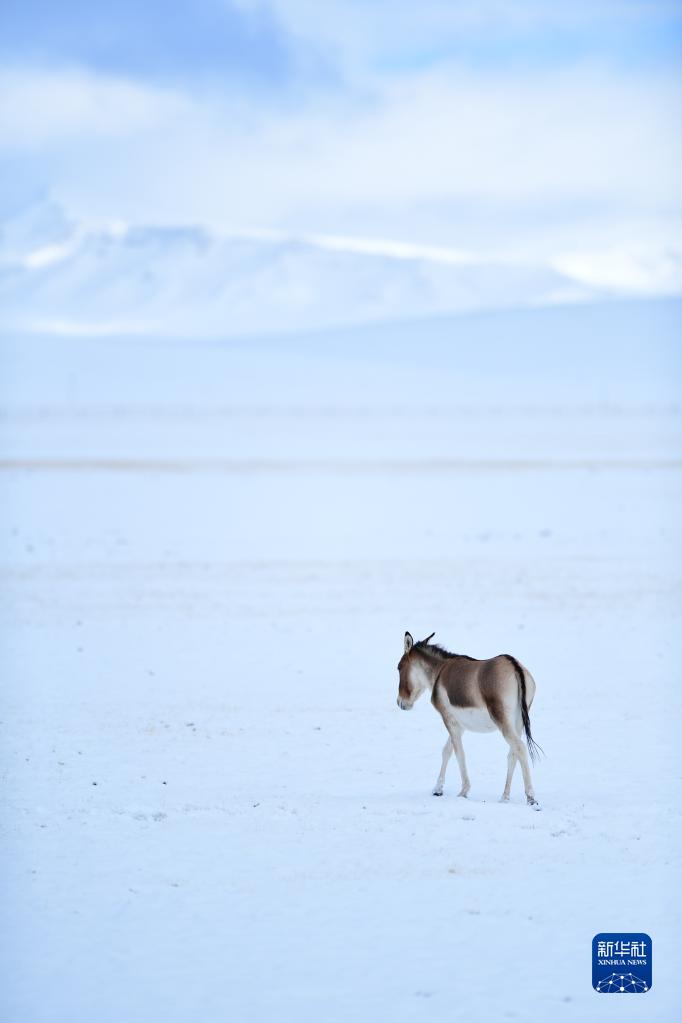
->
[
  {"left": 457, "top": 791, "right": 469, "bottom": 799},
  {"left": 527, "top": 798, "right": 542, "bottom": 811},
  {"left": 499, "top": 795, "right": 510, "bottom": 803},
  {"left": 432, "top": 789, "right": 443, "bottom": 797}
]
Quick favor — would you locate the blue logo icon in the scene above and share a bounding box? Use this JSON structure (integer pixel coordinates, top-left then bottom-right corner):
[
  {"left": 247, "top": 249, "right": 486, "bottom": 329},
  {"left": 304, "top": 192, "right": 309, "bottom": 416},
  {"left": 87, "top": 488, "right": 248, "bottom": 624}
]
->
[{"left": 592, "top": 933, "right": 651, "bottom": 993}]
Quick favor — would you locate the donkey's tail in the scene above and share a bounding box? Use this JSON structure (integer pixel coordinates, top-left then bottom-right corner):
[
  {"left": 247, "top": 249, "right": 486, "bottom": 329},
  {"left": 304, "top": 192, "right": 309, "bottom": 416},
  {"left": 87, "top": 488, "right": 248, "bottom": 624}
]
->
[{"left": 505, "top": 654, "right": 544, "bottom": 764}]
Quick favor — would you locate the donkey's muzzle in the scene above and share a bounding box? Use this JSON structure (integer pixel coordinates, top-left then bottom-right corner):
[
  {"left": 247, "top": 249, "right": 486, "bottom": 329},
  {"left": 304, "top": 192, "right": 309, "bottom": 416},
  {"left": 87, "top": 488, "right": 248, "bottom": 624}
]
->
[{"left": 397, "top": 697, "right": 412, "bottom": 711}]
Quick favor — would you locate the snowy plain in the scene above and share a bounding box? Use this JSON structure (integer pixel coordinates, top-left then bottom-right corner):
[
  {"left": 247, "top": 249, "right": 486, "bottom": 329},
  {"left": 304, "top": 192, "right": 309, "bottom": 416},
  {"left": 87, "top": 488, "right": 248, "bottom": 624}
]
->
[{"left": 1, "top": 299, "right": 681, "bottom": 1022}]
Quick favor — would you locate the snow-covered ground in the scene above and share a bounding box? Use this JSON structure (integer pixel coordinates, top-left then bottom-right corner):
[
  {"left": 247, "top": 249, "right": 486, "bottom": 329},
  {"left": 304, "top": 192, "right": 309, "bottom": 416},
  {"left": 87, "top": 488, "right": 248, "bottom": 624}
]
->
[{"left": 1, "top": 299, "right": 681, "bottom": 1022}]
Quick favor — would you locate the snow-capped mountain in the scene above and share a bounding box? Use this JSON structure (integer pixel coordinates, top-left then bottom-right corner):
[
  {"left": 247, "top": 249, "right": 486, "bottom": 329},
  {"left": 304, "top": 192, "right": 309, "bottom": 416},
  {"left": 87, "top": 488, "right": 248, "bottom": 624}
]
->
[{"left": 1, "top": 200, "right": 679, "bottom": 337}]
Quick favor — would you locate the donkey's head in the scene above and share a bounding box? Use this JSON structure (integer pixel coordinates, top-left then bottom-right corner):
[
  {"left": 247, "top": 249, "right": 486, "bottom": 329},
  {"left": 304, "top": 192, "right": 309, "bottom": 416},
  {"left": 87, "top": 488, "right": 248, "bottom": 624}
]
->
[{"left": 396, "top": 631, "right": 435, "bottom": 710}]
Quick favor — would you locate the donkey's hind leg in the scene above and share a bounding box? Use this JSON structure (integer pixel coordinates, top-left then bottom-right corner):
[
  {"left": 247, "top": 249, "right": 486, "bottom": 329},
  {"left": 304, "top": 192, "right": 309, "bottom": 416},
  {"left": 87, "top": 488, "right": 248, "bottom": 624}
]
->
[
  {"left": 496, "top": 717, "right": 540, "bottom": 810},
  {"left": 432, "top": 738, "right": 452, "bottom": 796}
]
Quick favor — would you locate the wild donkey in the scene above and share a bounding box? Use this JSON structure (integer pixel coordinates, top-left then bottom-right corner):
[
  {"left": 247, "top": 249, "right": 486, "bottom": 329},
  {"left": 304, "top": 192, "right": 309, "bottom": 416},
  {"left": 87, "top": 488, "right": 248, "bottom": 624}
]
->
[{"left": 397, "top": 632, "right": 543, "bottom": 809}]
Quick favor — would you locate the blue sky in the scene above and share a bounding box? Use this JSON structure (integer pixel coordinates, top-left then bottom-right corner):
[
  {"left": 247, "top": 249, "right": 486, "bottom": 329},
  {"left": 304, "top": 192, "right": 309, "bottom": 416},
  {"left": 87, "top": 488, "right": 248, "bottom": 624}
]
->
[
  {"left": 1, "top": 1, "right": 681, "bottom": 290},
  {"left": 0, "top": 1, "right": 298, "bottom": 85},
  {"left": 2, "top": 1, "right": 681, "bottom": 80}
]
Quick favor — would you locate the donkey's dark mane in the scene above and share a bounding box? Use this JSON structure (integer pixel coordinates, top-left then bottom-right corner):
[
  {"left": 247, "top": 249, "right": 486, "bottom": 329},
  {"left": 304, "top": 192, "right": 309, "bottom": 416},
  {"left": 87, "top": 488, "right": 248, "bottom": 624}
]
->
[{"left": 415, "top": 640, "right": 477, "bottom": 662}]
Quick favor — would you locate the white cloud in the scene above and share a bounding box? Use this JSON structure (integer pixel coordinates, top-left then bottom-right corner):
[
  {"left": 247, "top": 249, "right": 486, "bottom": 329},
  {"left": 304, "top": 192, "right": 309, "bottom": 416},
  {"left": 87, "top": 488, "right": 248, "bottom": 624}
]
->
[
  {"left": 1, "top": 60, "right": 680, "bottom": 269},
  {"left": 0, "top": 68, "right": 189, "bottom": 148},
  {"left": 280, "top": 65, "right": 681, "bottom": 208}
]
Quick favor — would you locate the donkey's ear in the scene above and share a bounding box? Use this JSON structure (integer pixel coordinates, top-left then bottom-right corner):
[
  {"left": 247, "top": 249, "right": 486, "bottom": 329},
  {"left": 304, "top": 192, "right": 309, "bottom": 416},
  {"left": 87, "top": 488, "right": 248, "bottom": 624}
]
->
[{"left": 404, "top": 631, "right": 414, "bottom": 653}]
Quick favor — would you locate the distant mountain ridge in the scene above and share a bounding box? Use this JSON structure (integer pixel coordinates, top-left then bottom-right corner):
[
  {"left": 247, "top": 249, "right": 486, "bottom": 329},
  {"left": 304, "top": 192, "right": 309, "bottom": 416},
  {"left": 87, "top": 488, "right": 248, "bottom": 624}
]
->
[{"left": 1, "top": 200, "right": 678, "bottom": 337}]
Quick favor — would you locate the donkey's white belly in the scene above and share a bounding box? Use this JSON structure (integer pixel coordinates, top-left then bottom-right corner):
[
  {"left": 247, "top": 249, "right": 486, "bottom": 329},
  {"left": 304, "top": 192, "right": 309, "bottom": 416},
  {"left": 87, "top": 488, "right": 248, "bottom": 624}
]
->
[{"left": 446, "top": 705, "right": 497, "bottom": 733}]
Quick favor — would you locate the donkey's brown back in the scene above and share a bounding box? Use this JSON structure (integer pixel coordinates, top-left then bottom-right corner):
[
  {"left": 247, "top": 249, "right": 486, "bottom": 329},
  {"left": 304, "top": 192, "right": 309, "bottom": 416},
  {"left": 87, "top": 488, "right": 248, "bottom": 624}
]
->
[{"left": 432, "top": 654, "right": 524, "bottom": 718}]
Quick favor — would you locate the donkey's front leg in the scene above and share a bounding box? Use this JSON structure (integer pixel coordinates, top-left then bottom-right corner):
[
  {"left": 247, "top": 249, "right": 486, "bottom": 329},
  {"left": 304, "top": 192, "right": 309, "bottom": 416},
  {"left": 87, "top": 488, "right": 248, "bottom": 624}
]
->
[
  {"left": 445, "top": 723, "right": 471, "bottom": 798},
  {"left": 500, "top": 749, "right": 517, "bottom": 802},
  {"left": 432, "top": 738, "right": 452, "bottom": 796}
]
